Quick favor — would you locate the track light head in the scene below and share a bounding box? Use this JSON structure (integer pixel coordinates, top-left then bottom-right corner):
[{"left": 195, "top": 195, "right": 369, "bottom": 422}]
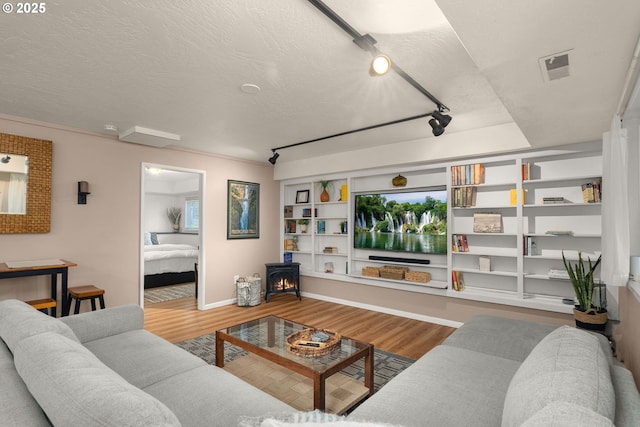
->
[
  {"left": 432, "top": 111, "right": 452, "bottom": 128},
  {"left": 429, "top": 118, "right": 445, "bottom": 137},
  {"left": 268, "top": 151, "right": 279, "bottom": 165},
  {"left": 0, "top": 155, "right": 10, "bottom": 164},
  {"left": 370, "top": 54, "right": 392, "bottom": 76}
]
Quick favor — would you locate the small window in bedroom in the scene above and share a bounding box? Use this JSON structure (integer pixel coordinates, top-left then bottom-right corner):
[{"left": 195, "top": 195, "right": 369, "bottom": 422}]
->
[{"left": 184, "top": 197, "right": 199, "bottom": 232}]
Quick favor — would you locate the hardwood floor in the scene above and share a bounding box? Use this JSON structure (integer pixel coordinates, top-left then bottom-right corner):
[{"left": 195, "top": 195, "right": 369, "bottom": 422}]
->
[{"left": 144, "top": 294, "right": 456, "bottom": 360}]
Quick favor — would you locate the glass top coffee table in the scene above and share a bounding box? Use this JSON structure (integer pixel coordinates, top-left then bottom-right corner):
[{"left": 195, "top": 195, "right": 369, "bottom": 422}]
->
[{"left": 215, "top": 315, "right": 374, "bottom": 412}]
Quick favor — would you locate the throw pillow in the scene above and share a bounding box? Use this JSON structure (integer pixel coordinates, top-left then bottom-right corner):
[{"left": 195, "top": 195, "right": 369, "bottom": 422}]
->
[
  {"left": 151, "top": 232, "right": 159, "bottom": 244},
  {"left": 13, "top": 331, "right": 181, "bottom": 427},
  {"left": 144, "top": 232, "right": 152, "bottom": 245},
  {"left": 502, "top": 325, "right": 615, "bottom": 427}
]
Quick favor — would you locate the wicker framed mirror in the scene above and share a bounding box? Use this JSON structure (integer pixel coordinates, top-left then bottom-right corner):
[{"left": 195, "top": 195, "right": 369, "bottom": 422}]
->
[{"left": 0, "top": 133, "right": 52, "bottom": 233}]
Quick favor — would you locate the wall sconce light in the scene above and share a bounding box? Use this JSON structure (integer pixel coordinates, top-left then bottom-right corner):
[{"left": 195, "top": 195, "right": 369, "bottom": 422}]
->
[{"left": 78, "top": 181, "right": 90, "bottom": 204}]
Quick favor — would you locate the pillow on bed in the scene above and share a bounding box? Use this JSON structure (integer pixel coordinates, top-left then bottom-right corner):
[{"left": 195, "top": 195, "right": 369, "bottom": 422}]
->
[
  {"left": 144, "top": 232, "right": 152, "bottom": 245},
  {"left": 150, "top": 232, "right": 159, "bottom": 245}
]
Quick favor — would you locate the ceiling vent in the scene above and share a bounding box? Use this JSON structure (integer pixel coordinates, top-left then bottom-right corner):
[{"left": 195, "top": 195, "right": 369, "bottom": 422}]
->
[
  {"left": 119, "top": 126, "right": 181, "bottom": 147},
  {"left": 539, "top": 50, "right": 572, "bottom": 82}
]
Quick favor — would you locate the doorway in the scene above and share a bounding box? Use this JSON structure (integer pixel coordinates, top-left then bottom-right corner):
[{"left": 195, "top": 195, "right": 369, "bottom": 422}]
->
[{"left": 140, "top": 163, "right": 206, "bottom": 309}]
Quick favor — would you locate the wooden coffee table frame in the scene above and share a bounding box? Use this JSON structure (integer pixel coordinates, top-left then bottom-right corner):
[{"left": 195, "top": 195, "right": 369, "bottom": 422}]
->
[{"left": 215, "top": 316, "right": 374, "bottom": 411}]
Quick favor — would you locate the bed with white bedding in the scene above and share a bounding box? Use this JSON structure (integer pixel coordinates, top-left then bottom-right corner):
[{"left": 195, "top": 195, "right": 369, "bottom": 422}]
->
[{"left": 144, "top": 244, "right": 198, "bottom": 289}]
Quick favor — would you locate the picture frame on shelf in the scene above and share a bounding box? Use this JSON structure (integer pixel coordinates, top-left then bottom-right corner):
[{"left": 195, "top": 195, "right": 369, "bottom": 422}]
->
[
  {"left": 472, "top": 213, "right": 502, "bottom": 233},
  {"left": 296, "top": 190, "right": 310, "bottom": 204},
  {"left": 227, "top": 180, "right": 259, "bottom": 239}
]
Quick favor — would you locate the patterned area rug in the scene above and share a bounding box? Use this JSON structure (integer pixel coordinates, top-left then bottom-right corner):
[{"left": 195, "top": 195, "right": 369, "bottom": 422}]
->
[
  {"left": 144, "top": 283, "right": 195, "bottom": 304},
  {"left": 175, "top": 332, "right": 415, "bottom": 410}
]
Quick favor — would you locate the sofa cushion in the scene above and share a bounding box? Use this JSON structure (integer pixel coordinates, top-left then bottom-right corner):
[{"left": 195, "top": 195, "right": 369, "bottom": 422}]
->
[
  {"left": 442, "top": 315, "right": 559, "bottom": 362},
  {"left": 83, "top": 329, "right": 206, "bottom": 389},
  {"left": 349, "top": 345, "right": 520, "bottom": 427},
  {"left": 519, "top": 402, "right": 614, "bottom": 427},
  {"left": 13, "top": 331, "right": 181, "bottom": 427},
  {"left": 60, "top": 304, "right": 144, "bottom": 343},
  {"left": 0, "top": 338, "right": 51, "bottom": 426},
  {"left": 144, "top": 365, "right": 295, "bottom": 427},
  {"left": 0, "top": 299, "right": 79, "bottom": 351},
  {"left": 502, "top": 326, "right": 615, "bottom": 427},
  {"left": 611, "top": 365, "right": 640, "bottom": 427}
]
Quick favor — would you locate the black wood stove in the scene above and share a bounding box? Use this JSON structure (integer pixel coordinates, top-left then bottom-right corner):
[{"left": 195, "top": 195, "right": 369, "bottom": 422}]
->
[{"left": 264, "top": 262, "right": 301, "bottom": 302}]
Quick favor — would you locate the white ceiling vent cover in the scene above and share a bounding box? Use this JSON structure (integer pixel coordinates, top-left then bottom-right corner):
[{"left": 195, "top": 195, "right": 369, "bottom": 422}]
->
[
  {"left": 539, "top": 50, "right": 572, "bottom": 82},
  {"left": 119, "top": 126, "right": 181, "bottom": 147}
]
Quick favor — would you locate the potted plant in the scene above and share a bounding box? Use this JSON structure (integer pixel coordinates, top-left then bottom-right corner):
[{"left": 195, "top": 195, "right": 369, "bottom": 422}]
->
[
  {"left": 297, "top": 218, "right": 309, "bottom": 233},
  {"left": 319, "top": 180, "right": 332, "bottom": 202},
  {"left": 562, "top": 251, "right": 606, "bottom": 331}
]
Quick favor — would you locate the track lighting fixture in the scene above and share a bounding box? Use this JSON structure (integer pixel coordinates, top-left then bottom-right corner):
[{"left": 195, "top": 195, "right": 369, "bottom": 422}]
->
[
  {"left": 0, "top": 155, "right": 10, "bottom": 164},
  {"left": 428, "top": 118, "right": 445, "bottom": 137},
  {"left": 370, "top": 54, "right": 391, "bottom": 76},
  {"left": 268, "top": 150, "right": 279, "bottom": 165},
  {"left": 432, "top": 110, "right": 452, "bottom": 128}
]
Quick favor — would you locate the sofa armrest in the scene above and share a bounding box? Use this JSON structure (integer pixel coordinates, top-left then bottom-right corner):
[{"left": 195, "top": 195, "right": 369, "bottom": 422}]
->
[{"left": 60, "top": 304, "right": 143, "bottom": 343}]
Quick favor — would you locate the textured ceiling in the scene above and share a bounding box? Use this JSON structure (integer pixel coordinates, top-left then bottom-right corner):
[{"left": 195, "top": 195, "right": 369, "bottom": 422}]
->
[{"left": 1, "top": 0, "right": 639, "bottom": 167}]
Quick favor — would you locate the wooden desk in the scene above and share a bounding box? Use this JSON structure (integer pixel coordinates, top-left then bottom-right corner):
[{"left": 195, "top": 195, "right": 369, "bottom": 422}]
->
[{"left": 0, "top": 260, "right": 77, "bottom": 317}]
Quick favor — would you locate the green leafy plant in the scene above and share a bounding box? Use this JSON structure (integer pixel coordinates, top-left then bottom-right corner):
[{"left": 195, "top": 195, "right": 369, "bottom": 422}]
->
[
  {"left": 562, "top": 251, "right": 603, "bottom": 312},
  {"left": 297, "top": 219, "right": 309, "bottom": 225}
]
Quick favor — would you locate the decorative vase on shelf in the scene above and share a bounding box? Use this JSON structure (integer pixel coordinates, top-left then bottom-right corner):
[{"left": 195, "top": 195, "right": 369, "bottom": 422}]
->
[
  {"left": 320, "top": 188, "right": 330, "bottom": 202},
  {"left": 173, "top": 223, "right": 180, "bottom": 232}
]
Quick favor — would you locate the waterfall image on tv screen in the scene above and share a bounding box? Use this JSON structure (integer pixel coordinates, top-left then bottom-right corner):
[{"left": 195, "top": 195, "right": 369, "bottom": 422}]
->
[{"left": 354, "top": 189, "right": 447, "bottom": 254}]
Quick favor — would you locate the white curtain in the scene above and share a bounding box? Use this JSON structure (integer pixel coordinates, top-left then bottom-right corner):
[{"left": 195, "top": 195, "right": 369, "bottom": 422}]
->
[
  {"left": 8, "top": 173, "right": 27, "bottom": 214},
  {"left": 602, "top": 114, "right": 630, "bottom": 286}
]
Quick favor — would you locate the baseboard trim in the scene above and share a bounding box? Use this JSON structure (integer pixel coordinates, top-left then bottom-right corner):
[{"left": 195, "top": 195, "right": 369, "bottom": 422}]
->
[{"left": 302, "top": 292, "right": 463, "bottom": 328}]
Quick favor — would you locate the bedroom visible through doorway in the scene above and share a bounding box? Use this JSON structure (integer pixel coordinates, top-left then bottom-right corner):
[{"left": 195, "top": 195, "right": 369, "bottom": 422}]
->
[{"left": 140, "top": 163, "right": 205, "bottom": 309}]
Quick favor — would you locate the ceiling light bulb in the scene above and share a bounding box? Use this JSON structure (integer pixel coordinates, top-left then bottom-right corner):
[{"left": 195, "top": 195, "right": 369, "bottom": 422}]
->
[{"left": 370, "top": 55, "right": 391, "bottom": 76}]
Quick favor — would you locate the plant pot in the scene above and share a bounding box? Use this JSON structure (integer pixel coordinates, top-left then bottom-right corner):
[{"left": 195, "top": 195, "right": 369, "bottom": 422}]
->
[
  {"left": 320, "top": 188, "right": 330, "bottom": 202},
  {"left": 573, "top": 306, "right": 608, "bottom": 332},
  {"left": 299, "top": 224, "right": 307, "bottom": 233}
]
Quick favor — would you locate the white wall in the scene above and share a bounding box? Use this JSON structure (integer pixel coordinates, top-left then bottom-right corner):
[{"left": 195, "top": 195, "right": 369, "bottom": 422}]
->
[{"left": 0, "top": 115, "right": 280, "bottom": 309}]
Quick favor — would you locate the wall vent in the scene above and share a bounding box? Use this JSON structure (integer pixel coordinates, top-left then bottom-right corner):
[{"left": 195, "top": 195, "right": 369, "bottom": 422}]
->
[{"left": 539, "top": 50, "right": 572, "bottom": 82}]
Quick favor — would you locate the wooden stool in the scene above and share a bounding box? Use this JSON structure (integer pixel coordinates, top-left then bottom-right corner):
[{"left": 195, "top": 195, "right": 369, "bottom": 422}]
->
[
  {"left": 68, "top": 285, "right": 105, "bottom": 314},
  {"left": 26, "top": 298, "right": 57, "bottom": 316}
]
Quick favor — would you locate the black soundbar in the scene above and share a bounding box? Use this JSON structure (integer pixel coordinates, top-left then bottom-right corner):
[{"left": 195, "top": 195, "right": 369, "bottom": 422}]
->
[{"left": 369, "top": 255, "right": 430, "bottom": 265}]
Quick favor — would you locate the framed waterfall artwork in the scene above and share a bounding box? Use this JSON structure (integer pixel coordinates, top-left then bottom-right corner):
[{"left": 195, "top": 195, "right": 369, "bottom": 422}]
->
[{"left": 227, "top": 180, "right": 260, "bottom": 239}]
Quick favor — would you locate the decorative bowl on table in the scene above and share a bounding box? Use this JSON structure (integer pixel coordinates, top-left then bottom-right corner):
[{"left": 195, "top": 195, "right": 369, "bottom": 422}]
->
[{"left": 286, "top": 328, "right": 341, "bottom": 357}]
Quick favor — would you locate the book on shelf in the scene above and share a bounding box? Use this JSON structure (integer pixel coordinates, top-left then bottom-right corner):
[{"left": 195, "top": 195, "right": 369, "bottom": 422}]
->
[
  {"left": 542, "top": 197, "right": 568, "bottom": 204},
  {"left": 452, "top": 234, "right": 469, "bottom": 252},
  {"left": 521, "top": 162, "right": 540, "bottom": 180},
  {"left": 451, "top": 163, "right": 485, "bottom": 186},
  {"left": 322, "top": 246, "right": 339, "bottom": 254},
  {"left": 473, "top": 213, "right": 502, "bottom": 233},
  {"left": 302, "top": 208, "right": 318, "bottom": 218},
  {"left": 283, "top": 252, "right": 293, "bottom": 263},
  {"left": 317, "top": 220, "right": 325, "bottom": 234},
  {"left": 451, "top": 270, "right": 465, "bottom": 291},
  {"left": 284, "top": 239, "right": 297, "bottom": 251},
  {"left": 524, "top": 236, "right": 540, "bottom": 256},
  {"left": 478, "top": 256, "right": 491, "bottom": 272},
  {"left": 452, "top": 186, "right": 477, "bottom": 207},
  {"left": 548, "top": 268, "right": 570, "bottom": 279},
  {"left": 581, "top": 180, "right": 601, "bottom": 203},
  {"left": 285, "top": 219, "right": 296, "bottom": 233},
  {"left": 545, "top": 230, "right": 573, "bottom": 235},
  {"left": 510, "top": 189, "right": 526, "bottom": 205},
  {"left": 284, "top": 205, "right": 293, "bottom": 218}
]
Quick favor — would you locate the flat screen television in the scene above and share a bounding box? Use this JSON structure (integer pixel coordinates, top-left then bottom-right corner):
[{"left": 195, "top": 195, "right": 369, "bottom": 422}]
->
[{"left": 354, "top": 188, "right": 447, "bottom": 254}]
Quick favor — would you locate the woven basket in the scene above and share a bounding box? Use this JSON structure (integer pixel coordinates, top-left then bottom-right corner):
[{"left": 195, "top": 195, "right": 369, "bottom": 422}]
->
[
  {"left": 405, "top": 271, "right": 432, "bottom": 283},
  {"left": 380, "top": 266, "right": 408, "bottom": 280},
  {"left": 573, "top": 307, "right": 608, "bottom": 331},
  {"left": 362, "top": 266, "right": 380, "bottom": 277},
  {"left": 286, "top": 328, "right": 341, "bottom": 358}
]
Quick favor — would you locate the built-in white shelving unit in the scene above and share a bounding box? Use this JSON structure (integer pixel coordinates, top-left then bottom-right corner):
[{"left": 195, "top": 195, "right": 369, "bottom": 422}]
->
[{"left": 280, "top": 143, "right": 604, "bottom": 314}]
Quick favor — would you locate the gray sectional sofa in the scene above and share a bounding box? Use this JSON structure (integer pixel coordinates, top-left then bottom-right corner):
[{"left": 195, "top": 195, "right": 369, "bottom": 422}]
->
[
  {"left": 349, "top": 315, "right": 640, "bottom": 427},
  {"left": 1, "top": 298, "right": 639, "bottom": 426}
]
